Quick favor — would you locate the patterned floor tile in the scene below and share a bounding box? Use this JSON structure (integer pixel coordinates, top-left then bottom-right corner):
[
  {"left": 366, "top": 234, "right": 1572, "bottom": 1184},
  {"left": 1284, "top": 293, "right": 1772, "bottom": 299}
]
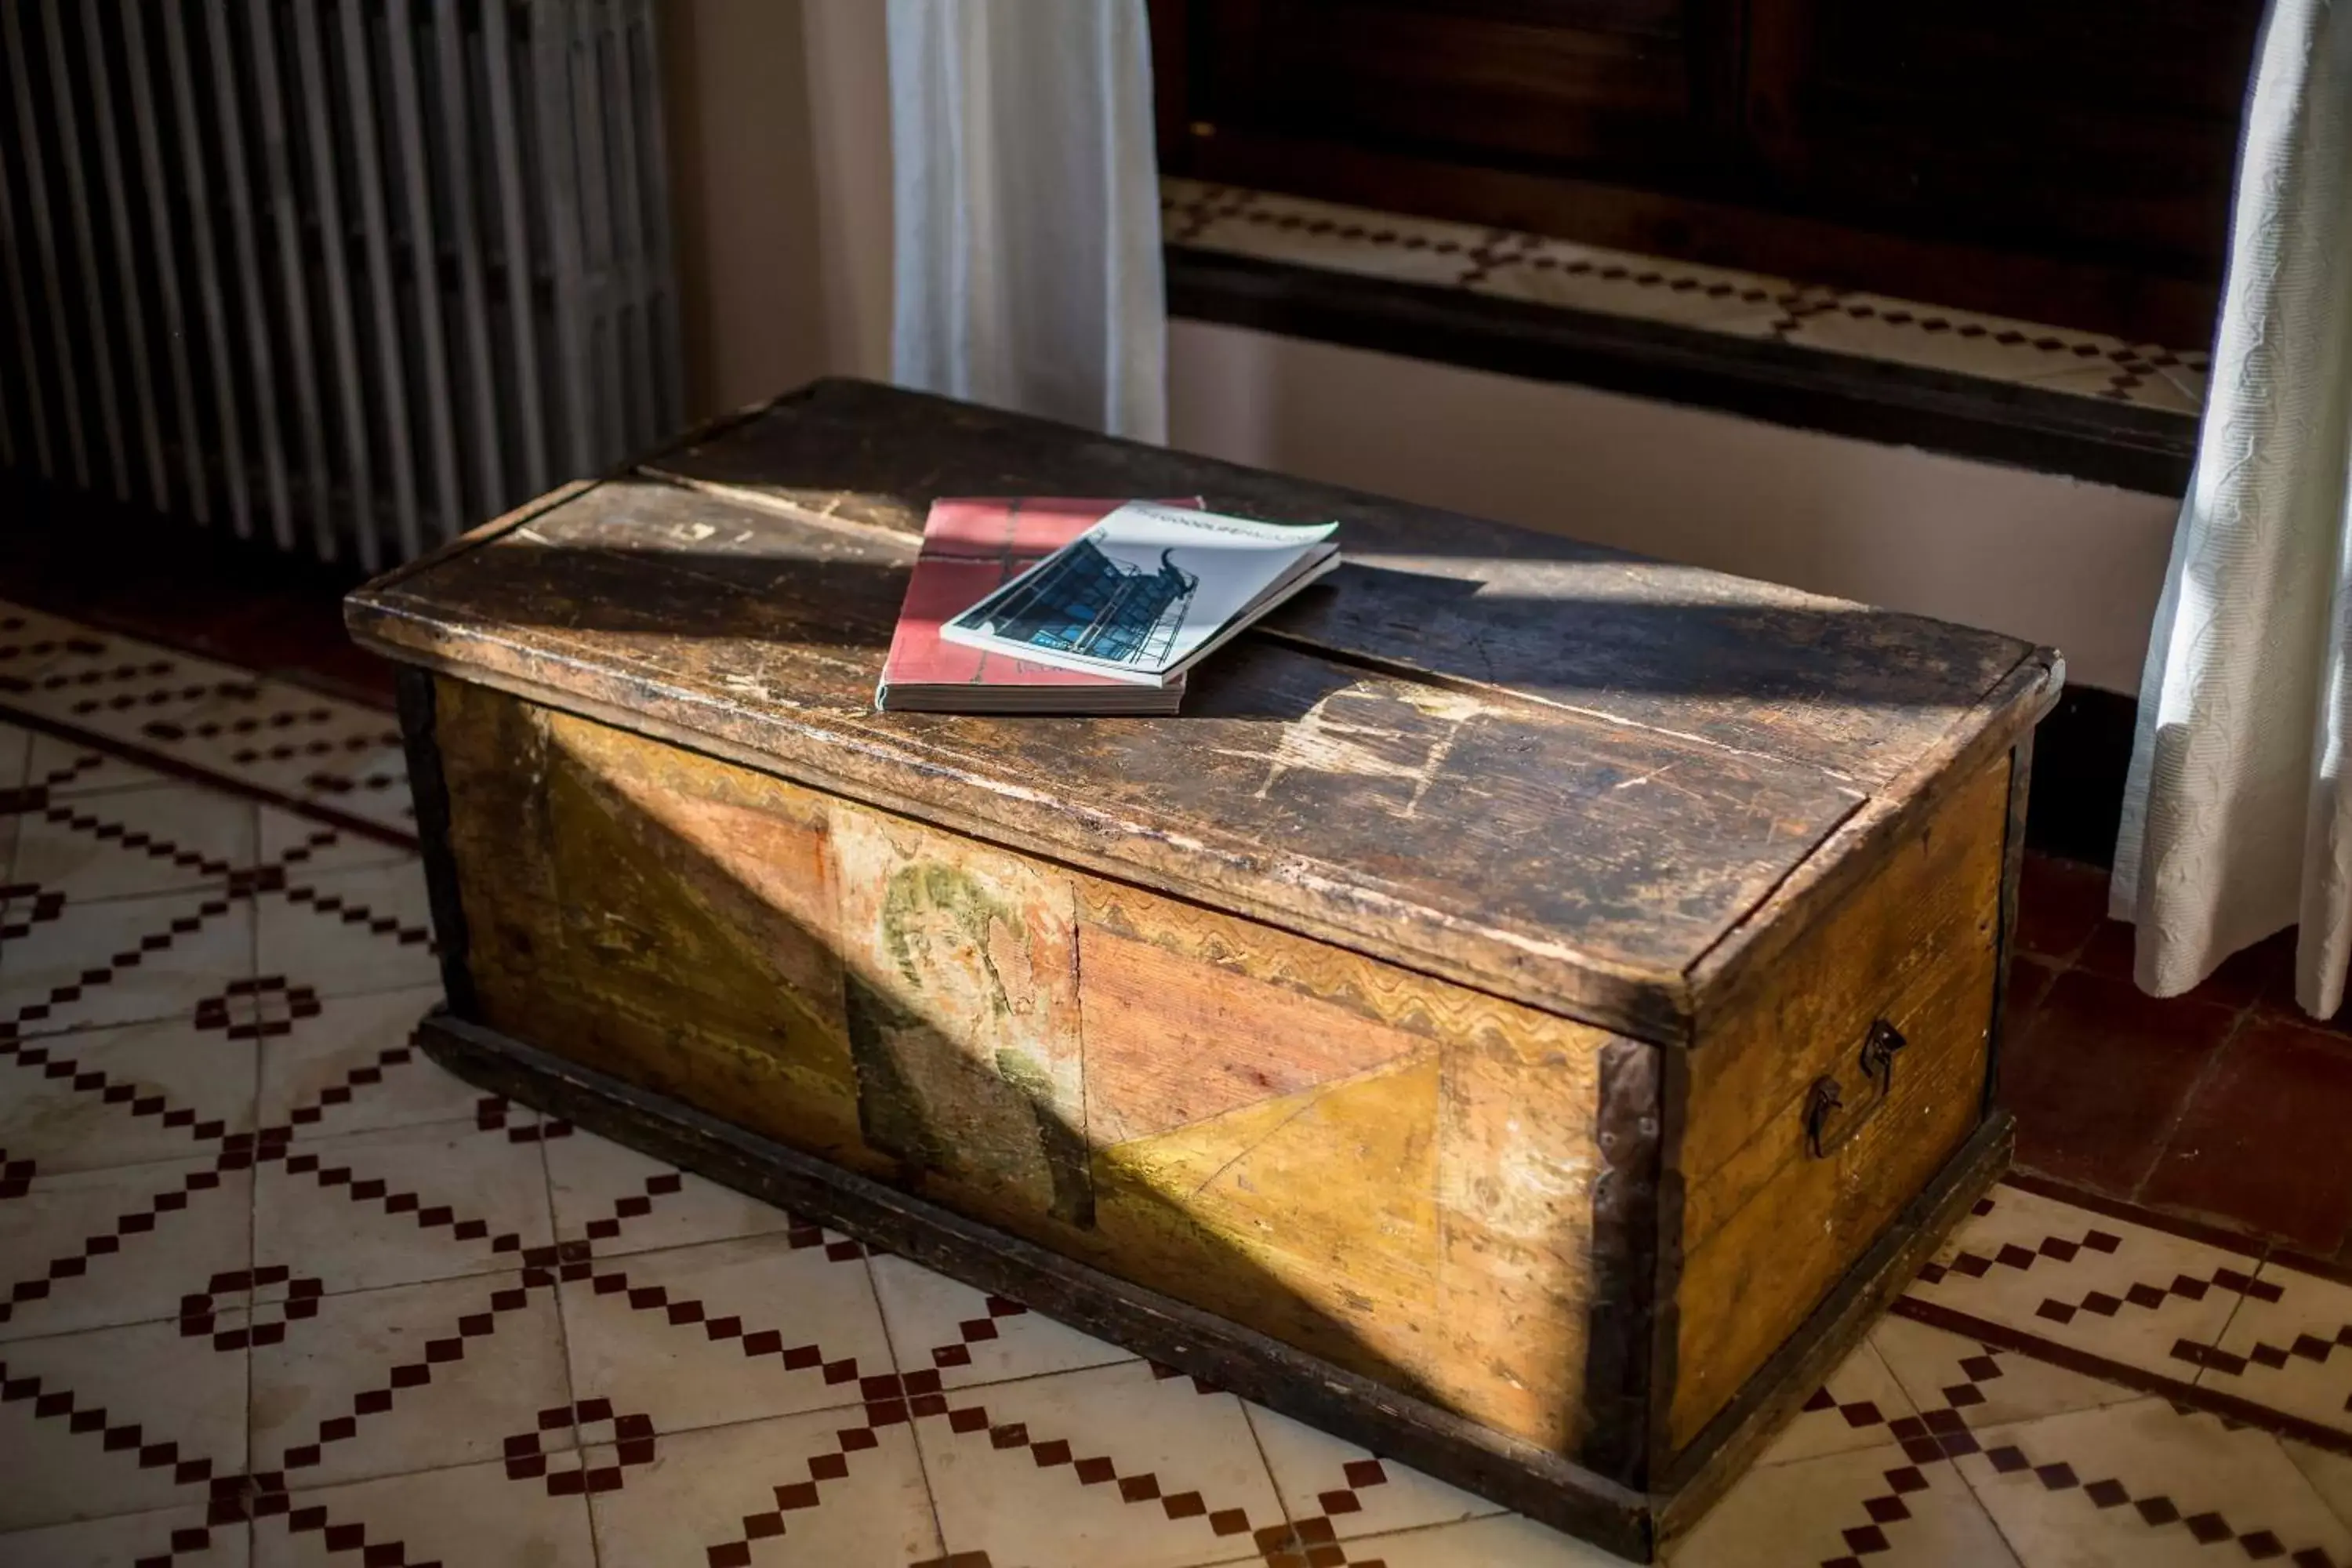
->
[
  {"left": 2195, "top": 1257, "right": 2352, "bottom": 1438},
  {"left": 0, "top": 887, "right": 257, "bottom": 1036},
  {"left": 10, "top": 784, "right": 258, "bottom": 903},
  {"left": 914, "top": 1357, "right": 1285, "bottom": 1568},
  {"left": 252, "top": 861, "right": 436, "bottom": 1001},
  {"left": 248, "top": 1269, "right": 571, "bottom": 1490},
  {"left": 1780, "top": 292, "right": 2132, "bottom": 383},
  {"left": 0, "top": 719, "right": 32, "bottom": 788},
  {"left": 1178, "top": 185, "right": 1523, "bottom": 290},
  {"left": 0, "top": 1312, "right": 251, "bottom": 1531},
  {"left": 1754, "top": 1336, "right": 1919, "bottom": 1467},
  {"left": 1666, "top": 1440, "right": 2018, "bottom": 1568},
  {"left": 1157, "top": 176, "right": 2205, "bottom": 415},
  {"left": 249, "top": 1454, "right": 596, "bottom": 1568},
  {"left": 251, "top": 1120, "right": 554, "bottom": 1297},
  {"left": 0, "top": 1504, "right": 250, "bottom": 1567},
  {"left": 25, "top": 731, "right": 170, "bottom": 799},
  {"left": 1871, "top": 1311, "right": 2141, "bottom": 1429},
  {"left": 2024, "top": 363, "right": 2205, "bottom": 413},
  {"left": 869, "top": 1248, "right": 1135, "bottom": 1388},
  {"left": 0, "top": 1012, "right": 257, "bottom": 1176},
  {"left": 1904, "top": 1181, "right": 2256, "bottom": 1380},
  {"left": 1244, "top": 1400, "right": 1499, "bottom": 1541},
  {"left": 0, "top": 636, "right": 260, "bottom": 750},
  {"left": 558, "top": 1230, "right": 894, "bottom": 1437},
  {"left": 0, "top": 1156, "right": 252, "bottom": 1341},
  {"left": 254, "top": 807, "right": 412, "bottom": 877},
  {"left": 1477, "top": 238, "right": 1799, "bottom": 335},
  {"left": 252, "top": 985, "right": 459, "bottom": 1142},
  {"left": 1351, "top": 1512, "right": 1628, "bottom": 1566},
  {"left": 1954, "top": 1399, "right": 2352, "bottom": 1567},
  {"left": 583, "top": 1404, "right": 942, "bottom": 1567},
  {"left": 545, "top": 1126, "right": 797, "bottom": 1258},
  {"left": 294, "top": 739, "right": 412, "bottom": 835},
  {"left": 2286, "top": 1440, "right": 2352, "bottom": 1534},
  {"left": 130, "top": 683, "right": 402, "bottom": 808}
]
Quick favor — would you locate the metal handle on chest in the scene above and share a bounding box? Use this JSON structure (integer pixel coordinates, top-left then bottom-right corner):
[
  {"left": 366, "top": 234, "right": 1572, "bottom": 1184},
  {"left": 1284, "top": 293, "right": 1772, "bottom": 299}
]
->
[{"left": 1804, "top": 1018, "right": 1907, "bottom": 1160}]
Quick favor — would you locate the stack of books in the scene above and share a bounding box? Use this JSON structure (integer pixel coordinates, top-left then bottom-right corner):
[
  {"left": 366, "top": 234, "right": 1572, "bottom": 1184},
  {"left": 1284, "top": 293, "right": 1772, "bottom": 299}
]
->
[{"left": 876, "top": 497, "right": 1340, "bottom": 714}]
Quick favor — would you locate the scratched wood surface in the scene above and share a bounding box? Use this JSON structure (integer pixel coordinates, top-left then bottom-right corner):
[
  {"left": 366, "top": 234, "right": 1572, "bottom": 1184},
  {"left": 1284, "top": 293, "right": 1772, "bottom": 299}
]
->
[
  {"left": 429, "top": 681, "right": 1627, "bottom": 1460},
  {"left": 352, "top": 469, "right": 1891, "bottom": 1043},
  {"left": 1666, "top": 755, "right": 2008, "bottom": 1451}
]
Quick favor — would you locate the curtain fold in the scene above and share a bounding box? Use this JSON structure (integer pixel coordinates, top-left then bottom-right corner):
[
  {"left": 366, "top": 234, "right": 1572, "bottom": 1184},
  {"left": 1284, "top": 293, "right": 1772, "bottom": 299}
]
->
[
  {"left": 885, "top": 0, "right": 1166, "bottom": 441},
  {"left": 2113, "top": 0, "right": 2352, "bottom": 1015}
]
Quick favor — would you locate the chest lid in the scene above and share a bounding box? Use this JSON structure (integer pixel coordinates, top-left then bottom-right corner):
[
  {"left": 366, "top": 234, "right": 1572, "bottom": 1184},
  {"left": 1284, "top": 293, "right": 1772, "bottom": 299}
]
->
[{"left": 348, "top": 379, "right": 2057, "bottom": 1044}]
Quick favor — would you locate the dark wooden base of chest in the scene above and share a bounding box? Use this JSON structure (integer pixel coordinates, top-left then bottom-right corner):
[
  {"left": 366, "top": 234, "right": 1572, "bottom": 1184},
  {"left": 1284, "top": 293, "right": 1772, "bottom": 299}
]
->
[{"left": 420, "top": 1008, "right": 2010, "bottom": 1562}]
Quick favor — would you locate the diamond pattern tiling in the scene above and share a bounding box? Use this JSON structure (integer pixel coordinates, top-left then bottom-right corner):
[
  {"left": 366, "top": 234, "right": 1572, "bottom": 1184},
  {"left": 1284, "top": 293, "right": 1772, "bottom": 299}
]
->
[{"left": 5, "top": 593, "right": 2350, "bottom": 1568}]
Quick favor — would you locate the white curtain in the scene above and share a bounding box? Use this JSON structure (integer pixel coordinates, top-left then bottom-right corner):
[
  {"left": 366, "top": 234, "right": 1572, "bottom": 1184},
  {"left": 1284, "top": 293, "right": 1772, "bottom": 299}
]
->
[
  {"left": 2113, "top": 0, "right": 2352, "bottom": 1016},
  {"left": 884, "top": 0, "right": 1167, "bottom": 441}
]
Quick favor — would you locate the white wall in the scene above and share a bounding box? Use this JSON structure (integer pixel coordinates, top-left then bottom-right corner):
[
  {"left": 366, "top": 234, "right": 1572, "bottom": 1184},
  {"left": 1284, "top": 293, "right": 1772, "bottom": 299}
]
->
[
  {"left": 660, "top": 2, "right": 2176, "bottom": 694},
  {"left": 1167, "top": 323, "right": 2176, "bottom": 692}
]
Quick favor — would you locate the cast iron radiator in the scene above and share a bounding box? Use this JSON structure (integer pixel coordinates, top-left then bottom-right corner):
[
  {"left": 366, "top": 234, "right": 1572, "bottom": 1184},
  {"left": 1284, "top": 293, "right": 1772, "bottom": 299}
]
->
[{"left": 0, "top": 0, "right": 682, "bottom": 568}]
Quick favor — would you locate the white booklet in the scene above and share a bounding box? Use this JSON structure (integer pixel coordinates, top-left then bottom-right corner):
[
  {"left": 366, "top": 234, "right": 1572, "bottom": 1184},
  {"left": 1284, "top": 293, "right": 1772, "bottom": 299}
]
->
[{"left": 938, "top": 502, "right": 1340, "bottom": 687}]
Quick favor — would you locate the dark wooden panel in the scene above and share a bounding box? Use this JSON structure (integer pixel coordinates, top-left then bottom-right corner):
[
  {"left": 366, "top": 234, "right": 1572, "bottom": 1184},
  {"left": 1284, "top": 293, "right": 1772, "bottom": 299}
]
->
[
  {"left": 1196, "top": 0, "right": 1710, "bottom": 171},
  {"left": 1160, "top": 0, "right": 2261, "bottom": 347}
]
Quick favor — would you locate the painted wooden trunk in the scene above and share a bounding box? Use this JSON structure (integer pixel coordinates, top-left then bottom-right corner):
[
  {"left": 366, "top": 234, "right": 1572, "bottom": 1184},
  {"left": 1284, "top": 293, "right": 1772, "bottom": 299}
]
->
[{"left": 347, "top": 379, "right": 2058, "bottom": 1560}]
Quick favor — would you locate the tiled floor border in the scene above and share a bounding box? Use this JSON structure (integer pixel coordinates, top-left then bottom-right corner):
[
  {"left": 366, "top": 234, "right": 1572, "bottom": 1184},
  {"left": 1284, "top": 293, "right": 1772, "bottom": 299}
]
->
[
  {"left": 1902, "top": 1171, "right": 2352, "bottom": 1458},
  {"left": 0, "top": 699, "right": 416, "bottom": 855},
  {"left": 1162, "top": 177, "right": 2209, "bottom": 415}
]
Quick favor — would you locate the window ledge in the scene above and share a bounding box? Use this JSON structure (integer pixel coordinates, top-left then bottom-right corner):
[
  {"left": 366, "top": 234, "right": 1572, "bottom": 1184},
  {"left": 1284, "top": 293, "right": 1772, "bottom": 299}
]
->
[{"left": 1162, "top": 180, "right": 2199, "bottom": 498}]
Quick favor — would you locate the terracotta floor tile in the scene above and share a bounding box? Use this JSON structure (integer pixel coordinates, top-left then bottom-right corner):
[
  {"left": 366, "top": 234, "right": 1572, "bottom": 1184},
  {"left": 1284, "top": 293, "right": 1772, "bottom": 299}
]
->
[
  {"left": 2139, "top": 1018, "right": 2352, "bottom": 1251},
  {"left": 2015, "top": 855, "right": 2110, "bottom": 961},
  {"left": 1999, "top": 969, "right": 2239, "bottom": 1195},
  {"left": 252, "top": 860, "right": 437, "bottom": 1001},
  {"left": 2076, "top": 919, "right": 2290, "bottom": 1011},
  {"left": 2002, "top": 955, "right": 2059, "bottom": 1047}
]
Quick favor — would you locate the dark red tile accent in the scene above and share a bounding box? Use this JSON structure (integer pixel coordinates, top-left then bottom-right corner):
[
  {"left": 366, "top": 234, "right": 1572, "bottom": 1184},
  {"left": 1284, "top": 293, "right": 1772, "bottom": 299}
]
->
[
  {"left": 2140, "top": 1017, "right": 2352, "bottom": 1252},
  {"left": 2003, "top": 955, "right": 2059, "bottom": 1045},
  {"left": 2000, "top": 969, "right": 2240, "bottom": 1197},
  {"left": 2015, "top": 855, "right": 2110, "bottom": 961}
]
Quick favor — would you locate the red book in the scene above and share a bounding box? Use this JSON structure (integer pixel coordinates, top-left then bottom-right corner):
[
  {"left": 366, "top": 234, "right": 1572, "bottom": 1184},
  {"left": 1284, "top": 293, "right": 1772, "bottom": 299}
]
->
[{"left": 877, "top": 497, "right": 1200, "bottom": 713}]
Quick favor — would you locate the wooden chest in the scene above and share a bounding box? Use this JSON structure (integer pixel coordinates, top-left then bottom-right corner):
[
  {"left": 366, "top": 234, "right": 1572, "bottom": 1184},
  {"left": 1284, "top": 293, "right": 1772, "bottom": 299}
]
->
[{"left": 349, "top": 379, "right": 2058, "bottom": 1560}]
